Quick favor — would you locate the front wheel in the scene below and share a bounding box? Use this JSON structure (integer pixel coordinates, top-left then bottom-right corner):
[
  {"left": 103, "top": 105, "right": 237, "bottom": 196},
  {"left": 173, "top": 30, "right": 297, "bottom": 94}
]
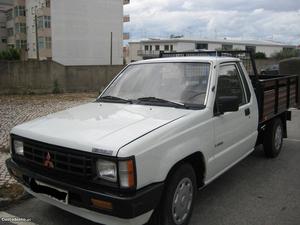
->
[
  {"left": 148, "top": 164, "right": 197, "bottom": 225},
  {"left": 263, "top": 118, "right": 283, "bottom": 158}
]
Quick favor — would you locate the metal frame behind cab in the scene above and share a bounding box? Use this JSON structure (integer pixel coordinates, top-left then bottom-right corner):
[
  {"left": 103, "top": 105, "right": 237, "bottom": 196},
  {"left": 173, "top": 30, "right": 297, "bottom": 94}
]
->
[{"left": 159, "top": 50, "right": 259, "bottom": 79}]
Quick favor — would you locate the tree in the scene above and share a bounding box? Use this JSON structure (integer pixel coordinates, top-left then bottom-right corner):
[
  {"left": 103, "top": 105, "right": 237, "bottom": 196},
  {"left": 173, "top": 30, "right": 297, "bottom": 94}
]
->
[{"left": 255, "top": 52, "right": 267, "bottom": 59}]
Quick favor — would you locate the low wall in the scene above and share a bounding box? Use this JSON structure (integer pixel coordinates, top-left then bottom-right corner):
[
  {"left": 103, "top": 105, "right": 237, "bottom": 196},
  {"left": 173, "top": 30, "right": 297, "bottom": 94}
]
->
[
  {"left": 0, "top": 61, "right": 124, "bottom": 94},
  {"left": 280, "top": 57, "right": 300, "bottom": 108},
  {"left": 0, "top": 59, "right": 281, "bottom": 95}
]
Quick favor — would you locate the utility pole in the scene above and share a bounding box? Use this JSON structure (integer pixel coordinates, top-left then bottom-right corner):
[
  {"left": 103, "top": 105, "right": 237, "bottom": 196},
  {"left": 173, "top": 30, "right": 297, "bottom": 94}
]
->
[
  {"left": 35, "top": 12, "right": 40, "bottom": 61},
  {"left": 110, "top": 32, "right": 113, "bottom": 65}
]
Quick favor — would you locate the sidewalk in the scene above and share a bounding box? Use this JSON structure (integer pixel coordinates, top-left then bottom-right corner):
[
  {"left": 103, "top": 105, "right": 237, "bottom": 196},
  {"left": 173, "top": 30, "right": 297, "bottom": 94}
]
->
[
  {"left": 0, "top": 153, "right": 15, "bottom": 187},
  {"left": 0, "top": 93, "right": 96, "bottom": 203}
]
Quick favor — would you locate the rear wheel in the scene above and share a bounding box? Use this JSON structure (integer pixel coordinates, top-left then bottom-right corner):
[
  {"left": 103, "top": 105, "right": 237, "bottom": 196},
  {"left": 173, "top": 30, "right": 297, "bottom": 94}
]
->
[
  {"left": 263, "top": 118, "right": 283, "bottom": 158},
  {"left": 148, "top": 164, "right": 197, "bottom": 225}
]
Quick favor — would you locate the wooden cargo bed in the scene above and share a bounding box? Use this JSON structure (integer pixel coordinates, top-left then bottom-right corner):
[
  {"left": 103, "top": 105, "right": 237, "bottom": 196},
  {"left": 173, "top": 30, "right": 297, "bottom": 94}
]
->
[{"left": 252, "top": 75, "right": 299, "bottom": 124}]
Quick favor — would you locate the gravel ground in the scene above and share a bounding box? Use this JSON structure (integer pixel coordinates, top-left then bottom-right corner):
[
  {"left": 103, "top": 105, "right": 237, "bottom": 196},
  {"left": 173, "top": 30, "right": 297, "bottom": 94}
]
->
[{"left": 0, "top": 93, "right": 97, "bottom": 187}]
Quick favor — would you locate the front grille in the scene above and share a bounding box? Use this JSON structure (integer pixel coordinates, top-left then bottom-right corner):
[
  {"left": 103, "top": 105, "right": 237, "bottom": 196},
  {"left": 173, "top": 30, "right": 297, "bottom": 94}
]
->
[{"left": 22, "top": 140, "right": 93, "bottom": 178}]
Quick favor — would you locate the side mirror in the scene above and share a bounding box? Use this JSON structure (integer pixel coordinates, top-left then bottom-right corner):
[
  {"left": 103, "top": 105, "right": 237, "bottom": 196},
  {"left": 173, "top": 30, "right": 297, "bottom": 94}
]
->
[{"left": 216, "top": 96, "right": 239, "bottom": 115}]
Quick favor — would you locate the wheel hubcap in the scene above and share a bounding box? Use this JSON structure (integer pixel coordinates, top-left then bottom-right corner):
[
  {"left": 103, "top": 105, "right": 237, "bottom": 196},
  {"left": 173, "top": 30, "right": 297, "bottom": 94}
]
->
[
  {"left": 274, "top": 125, "right": 282, "bottom": 150},
  {"left": 172, "top": 178, "right": 193, "bottom": 225}
]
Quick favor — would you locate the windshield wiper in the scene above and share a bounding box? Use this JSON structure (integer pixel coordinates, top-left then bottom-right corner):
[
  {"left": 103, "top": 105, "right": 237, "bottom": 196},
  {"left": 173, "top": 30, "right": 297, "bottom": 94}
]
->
[
  {"left": 136, "top": 97, "right": 205, "bottom": 110},
  {"left": 97, "top": 95, "right": 132, "bottom": 103},
  {"left": 135, "top": 97, "right": 189, "bottom": 109}
]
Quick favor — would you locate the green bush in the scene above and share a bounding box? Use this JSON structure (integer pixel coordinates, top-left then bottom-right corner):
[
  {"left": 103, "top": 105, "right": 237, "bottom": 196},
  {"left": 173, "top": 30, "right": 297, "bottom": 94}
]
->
[
  {"left": 0, "top": 48, "right": 21, "bottom": 60},
  {"left": 255, "top": 52, "right": 267, "bottom": 59},
  {"left": 52, "top": 80, "right": 60, "bottom": 94},
  {"left": 271, "top": 48, "right": 300, "bottom": 60}
]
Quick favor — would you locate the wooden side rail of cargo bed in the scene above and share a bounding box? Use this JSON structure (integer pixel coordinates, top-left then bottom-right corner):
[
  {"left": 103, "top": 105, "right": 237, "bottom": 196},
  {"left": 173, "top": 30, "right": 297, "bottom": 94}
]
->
[{"left": 254, "top": 75, "right": 299, "bottom": 123}]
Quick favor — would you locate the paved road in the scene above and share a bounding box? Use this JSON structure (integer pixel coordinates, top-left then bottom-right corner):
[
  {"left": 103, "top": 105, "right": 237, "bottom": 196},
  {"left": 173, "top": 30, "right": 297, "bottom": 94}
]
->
[{"left": 1, "top": 110, "right": 300, "bottom": 225}]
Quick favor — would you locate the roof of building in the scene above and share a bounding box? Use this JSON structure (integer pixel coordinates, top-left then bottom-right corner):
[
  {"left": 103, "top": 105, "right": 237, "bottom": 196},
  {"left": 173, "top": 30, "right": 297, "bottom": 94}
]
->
[{"left": 129, "top": 37, "right": 296, "bottom": 48}]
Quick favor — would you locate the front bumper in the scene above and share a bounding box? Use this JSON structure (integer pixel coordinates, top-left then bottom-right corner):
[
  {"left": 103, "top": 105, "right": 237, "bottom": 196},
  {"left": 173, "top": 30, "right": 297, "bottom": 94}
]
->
[{"left": 6, "top": 158, "right": 164, "bottom": 220}]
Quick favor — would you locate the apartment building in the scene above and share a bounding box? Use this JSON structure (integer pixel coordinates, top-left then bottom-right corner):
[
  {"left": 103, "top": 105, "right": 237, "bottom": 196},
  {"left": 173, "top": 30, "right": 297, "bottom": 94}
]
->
[
  {"left": 26, "top": 0, "right": 51, "bottom": 60},
  {"left": 0, "top": 1, "right": 12, "bottom": 51},
  {"left": 0, "top": 6, "right": 9, "bottom": 51},
  {"left": 5, "top": 0, "right": 26, "bottom": 52},
  {"left": 4, "top": 0, "right": 129, "bottom": 65},
  {"left": 128, "top": 38, "right": 297, "bottom": 62}
]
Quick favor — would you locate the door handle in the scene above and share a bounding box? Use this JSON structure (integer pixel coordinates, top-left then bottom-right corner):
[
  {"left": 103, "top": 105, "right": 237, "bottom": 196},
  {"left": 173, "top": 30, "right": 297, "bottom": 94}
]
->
[{"left": 245, "top": 108, "right": 250, "bottom": 116}]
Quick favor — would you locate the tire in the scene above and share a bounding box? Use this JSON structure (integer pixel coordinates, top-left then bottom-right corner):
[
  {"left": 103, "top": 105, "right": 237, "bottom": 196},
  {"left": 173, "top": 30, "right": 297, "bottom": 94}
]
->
[
  {"left": 148, "top": 164, "right": 197, "bottom": 225},
  {"left": 263, "top": 118, "right": 283, "bottom": 158}
]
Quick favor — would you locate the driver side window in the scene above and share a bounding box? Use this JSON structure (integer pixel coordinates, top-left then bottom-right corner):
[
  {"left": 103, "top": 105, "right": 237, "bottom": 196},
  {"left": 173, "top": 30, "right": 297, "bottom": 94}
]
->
[{"left": 216, "top": 64, "right": 246, "bottom": 106}]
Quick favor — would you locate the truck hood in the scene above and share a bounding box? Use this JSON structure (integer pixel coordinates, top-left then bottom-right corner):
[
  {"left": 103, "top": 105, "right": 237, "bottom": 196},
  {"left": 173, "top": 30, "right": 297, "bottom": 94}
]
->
[{"left": 11, "top": 102, "right": 189, "bottom": 156}]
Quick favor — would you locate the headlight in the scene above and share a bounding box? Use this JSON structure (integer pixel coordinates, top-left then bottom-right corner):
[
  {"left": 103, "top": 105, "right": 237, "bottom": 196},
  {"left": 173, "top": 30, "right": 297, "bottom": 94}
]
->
[
  {"left": 14, "top": 140, "right": 24, "bottom": 156},
  {"left": 96, "top": 159, "right": 117, "bottom": 182}
]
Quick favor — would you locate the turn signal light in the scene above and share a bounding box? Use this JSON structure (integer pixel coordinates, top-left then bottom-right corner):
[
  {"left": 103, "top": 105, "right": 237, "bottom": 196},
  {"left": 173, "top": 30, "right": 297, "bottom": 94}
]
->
[
  {"left": 91, "top": 198, "right": 113, "bottom": 210},
  {"left": 119, "top": 159, "right": 136, "bottom": 188}
]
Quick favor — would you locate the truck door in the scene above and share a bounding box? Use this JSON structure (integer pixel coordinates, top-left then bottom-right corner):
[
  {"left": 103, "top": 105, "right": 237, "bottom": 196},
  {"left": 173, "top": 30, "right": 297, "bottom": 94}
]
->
[{"left": 212, "top": 63, "right": 255, "bottom": 176}]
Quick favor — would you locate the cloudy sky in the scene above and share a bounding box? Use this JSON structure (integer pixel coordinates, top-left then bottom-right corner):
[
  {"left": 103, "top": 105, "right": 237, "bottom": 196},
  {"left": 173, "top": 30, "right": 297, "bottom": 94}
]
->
[{"left": 124, "top": 0, "right": 300, "bottom": 45}]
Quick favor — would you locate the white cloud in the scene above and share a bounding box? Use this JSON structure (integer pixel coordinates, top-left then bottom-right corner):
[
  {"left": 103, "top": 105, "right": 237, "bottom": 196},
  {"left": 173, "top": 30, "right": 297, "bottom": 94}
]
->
[{"left": 124, "top": 0, "right": 300, "bottom": 44}]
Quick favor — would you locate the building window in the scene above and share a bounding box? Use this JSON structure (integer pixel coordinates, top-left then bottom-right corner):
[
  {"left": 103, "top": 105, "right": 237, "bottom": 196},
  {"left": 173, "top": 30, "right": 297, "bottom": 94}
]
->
[
  {"left": 46, "top": 0, "right": 51, "bottom": 8},
  {"left": 246, "top": 46, "right": 256, "bottom": 54},
  {"left": 222, "top": 44, "right": 233, "bottom": 50},
  {"left": 170, "top": 45, "right": 173, "bottom": 51},
  {"left": 145, "top": 45, "right": 149, "bottom": 51},
  {"left": 16, "top": 40, "right": 27, "bottom": 49},
  {"left": 45, "top": 37, "right": 51, "bottom": 49},
  {"left": 196, "top": 43, "right": 208, "bottom": 50},
  {"left": 45, "top": 16, "right": 51, "bottom": 28},
  {"left": 7, "top": 28, "right": 14, "bottom": 37},
  {"left": 38, "top": 16, "right": 51, "bottom": 29},
  {"left": 38, "top": 37, "right": 51, "bottom": 49},
  {"left": 15, "top": 23, "right": 26, "bottom": 33},
  {"left": 1, "top": 39, "right": 7, "bottom": 43},
  {"left": 14, "top": 6, "right": 26, "bottom": 17},
  {"left": 164, "top": 45, "right": 169, "bottom": 51},
  {"left": 149, "top": 45, "right": 152, "bottom": 51},
  {"left": 155, "top": 45, "right": 160, "bottom": 51},
  {"left": 0, "top": 22, "right": 6, "bottom": 29},
  {"left": 38, "top": 37, "right": 45, "bottom": 49}
]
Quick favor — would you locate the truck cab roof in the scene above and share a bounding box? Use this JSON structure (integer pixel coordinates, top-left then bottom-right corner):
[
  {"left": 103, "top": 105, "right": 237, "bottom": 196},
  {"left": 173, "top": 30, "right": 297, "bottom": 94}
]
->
[{"left": 131, "top": 56, "right": 241, "bottom": 65}]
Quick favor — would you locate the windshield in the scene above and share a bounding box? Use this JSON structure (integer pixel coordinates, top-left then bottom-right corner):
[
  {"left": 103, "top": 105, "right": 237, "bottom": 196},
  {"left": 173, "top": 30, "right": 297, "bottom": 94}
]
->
[{"left": 100, "top": 62, "right": 211, "bottom": 107}]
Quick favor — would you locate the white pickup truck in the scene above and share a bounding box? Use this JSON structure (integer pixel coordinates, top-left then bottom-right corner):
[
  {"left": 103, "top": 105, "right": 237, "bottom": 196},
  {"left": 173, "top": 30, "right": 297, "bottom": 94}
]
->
[{"left": 6, "top": 51, "right": 299, "bottom": 225}]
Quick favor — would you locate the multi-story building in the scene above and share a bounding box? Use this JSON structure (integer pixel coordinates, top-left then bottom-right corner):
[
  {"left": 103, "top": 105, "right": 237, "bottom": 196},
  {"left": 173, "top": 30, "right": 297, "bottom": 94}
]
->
[
  {"left": 26, "top": 0, "right": 51, "bottom": 60},
  {"left": 128, "top": 38, "right": 297, "bottom": 62},
  {"left": 5, "top": 0, "right": 26, "bottom": 51},
  {"left": 0, "top": 1, "right": 13, "bottom": 51},
  {"left": 3, "top": 0, "right": 127, "bottom": 65},
  {"left": 123, "top": 0, "right": 130, "bottom": 41},
  {"left": 0, "top": 7, "right": 9, "bottom": 51}
]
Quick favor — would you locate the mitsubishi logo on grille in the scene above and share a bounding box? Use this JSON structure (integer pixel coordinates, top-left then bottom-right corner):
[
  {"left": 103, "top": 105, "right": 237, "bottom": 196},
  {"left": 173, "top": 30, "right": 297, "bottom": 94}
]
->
[{"left": 44, "top": 152, "right": 54, "bottom": 168}]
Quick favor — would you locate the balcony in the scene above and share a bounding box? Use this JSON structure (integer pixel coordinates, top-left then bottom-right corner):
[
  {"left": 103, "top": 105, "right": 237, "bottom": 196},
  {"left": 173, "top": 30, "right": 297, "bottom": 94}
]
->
[
  {"left": 123, "top": 0, "right": 130, "bottom": 5},
  {"left": 123, "top": 15, "right": 130, "bottom": 23}
]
